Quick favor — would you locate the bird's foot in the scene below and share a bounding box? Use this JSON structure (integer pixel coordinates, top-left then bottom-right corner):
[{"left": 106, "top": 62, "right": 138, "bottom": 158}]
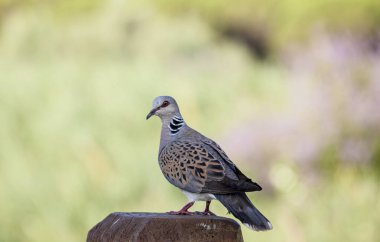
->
[
  {"left": 167, "top": 210, "right": 195, "bottom": 215},
  {"left": 195, "top": 210, "right": 216, "bottom": 216},
  {"left": 167, "top": 201, "right": 195, "bottom": 215}
]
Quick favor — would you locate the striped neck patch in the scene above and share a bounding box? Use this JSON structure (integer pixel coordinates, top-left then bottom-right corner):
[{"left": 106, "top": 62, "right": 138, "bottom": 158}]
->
[{"left": 168, "top": 116, "right": 184, "bottom": 135}]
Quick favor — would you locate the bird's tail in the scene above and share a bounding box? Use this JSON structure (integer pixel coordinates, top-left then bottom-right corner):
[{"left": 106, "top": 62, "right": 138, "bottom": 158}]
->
[{"left": 215, "top": 192, "right": 273, "bottom": 231}]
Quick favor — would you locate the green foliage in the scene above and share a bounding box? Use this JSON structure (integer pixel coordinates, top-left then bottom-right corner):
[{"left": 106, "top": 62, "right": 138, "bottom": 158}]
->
[{"left": 154, "top": 0, "right": 380, "bottom": 54}]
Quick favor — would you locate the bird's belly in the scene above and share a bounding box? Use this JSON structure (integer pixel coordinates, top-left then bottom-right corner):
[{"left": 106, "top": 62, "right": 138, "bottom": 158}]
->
[{"left": 182, "top": 190, "right": 216, "bottom": 202}]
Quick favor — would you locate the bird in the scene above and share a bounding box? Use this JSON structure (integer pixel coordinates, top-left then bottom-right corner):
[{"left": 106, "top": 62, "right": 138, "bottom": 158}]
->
[{"left": 146, "top": 96, "right": 272, "bottom": 231}]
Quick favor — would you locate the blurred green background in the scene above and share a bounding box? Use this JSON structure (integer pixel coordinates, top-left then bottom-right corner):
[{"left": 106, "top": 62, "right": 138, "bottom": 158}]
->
[{"left": 1, "top": 0, "right": 380, "bottom": 241}]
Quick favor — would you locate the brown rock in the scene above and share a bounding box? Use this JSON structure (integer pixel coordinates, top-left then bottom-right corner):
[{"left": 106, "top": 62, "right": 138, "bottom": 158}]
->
[{"left": 87, "top": 212, "right": 244, "bottom": 242}]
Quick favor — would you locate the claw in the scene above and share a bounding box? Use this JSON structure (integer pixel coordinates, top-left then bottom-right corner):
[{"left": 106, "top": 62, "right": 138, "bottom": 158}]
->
[
  {"left": 166, "top": 201, "right": 195, "bottom": 216},
  {"left": 194, "top": 211, "right": 216, "bottom": 216},
  {"left": 167, "top": 210, "right": 195, "bottom": 215},
  {"left": 199, "top": 200, "right": 216, "bottom": 216},
  {"left": 203, "top": 210, "right": 216, "bottom": 216}
]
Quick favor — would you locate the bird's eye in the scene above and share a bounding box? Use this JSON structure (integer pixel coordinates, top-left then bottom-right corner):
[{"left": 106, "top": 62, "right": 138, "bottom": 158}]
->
[{"left": 161, "top": 101, "right": 170, "bottom": 107}]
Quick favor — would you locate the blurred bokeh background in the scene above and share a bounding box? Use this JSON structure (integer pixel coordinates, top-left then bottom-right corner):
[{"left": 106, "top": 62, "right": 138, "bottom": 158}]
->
[{"left": 1, "top": 0, "right": 380, "bottom": 241}]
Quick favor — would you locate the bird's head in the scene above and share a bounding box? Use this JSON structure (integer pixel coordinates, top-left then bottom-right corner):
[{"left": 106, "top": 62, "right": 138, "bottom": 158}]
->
[{"left": 146, "top": 96, "right": 180, "bottom": 120}]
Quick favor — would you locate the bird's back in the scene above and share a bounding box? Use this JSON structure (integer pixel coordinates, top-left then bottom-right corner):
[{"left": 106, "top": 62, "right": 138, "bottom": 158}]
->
[{"left": 159, "top": 126, "right": 262, "bottom": 194}]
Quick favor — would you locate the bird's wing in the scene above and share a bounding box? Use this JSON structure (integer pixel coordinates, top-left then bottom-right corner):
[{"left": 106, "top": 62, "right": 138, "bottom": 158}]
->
[
  {"left": 159, "top": 140, "right": 225, "bottom": 193},
  {"left": 201, "top": 138, "right": 262, "bottom": 193},
  {"left": 159, "top": 139, "right": 261, "bottom": 194},
  {"left": 201, "top": 139, "right": 238, "bottom": 170}
]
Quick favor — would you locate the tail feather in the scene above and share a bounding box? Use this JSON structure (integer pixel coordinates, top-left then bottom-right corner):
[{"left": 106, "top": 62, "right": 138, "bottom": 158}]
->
[{"left": 215, "top": 192, "right": 272, "bottom": 231}]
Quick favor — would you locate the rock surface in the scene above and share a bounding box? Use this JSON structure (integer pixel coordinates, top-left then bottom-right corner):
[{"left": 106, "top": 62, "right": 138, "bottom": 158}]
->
[{"left": 87, "top": 212, "right": 244, "bottom": 242}]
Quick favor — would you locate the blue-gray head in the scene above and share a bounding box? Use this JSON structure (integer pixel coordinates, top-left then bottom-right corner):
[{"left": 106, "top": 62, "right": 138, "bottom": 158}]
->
[{"left": 146, "top": 96, "right": 181, "bottom": 120}]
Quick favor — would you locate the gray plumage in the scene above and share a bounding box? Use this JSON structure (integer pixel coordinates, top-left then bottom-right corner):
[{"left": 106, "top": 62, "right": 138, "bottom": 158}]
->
[{"left": 146, "top": 96, "right": 272, "bottom": 231}]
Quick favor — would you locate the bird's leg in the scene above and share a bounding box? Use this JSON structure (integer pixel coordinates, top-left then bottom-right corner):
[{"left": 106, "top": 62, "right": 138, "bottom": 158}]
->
[
  {"left": 202, "top": 201, "right": 216, "bottom": 215},
  {"left": 167, "top": 201, "right": 195, "bottom": 215},
  {"left": 195, "top": 200, "right": 216, "bottom": 215}
]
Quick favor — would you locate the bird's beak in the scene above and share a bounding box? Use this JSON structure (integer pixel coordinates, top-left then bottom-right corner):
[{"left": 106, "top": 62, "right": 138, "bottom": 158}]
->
[{"left": 146, "top": 107, "right": 159, "bottom": 120}]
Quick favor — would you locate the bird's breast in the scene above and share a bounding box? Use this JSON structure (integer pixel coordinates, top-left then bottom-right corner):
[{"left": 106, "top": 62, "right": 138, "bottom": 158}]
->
[{"left": 182, "top": 190, "right": 216, "bottom": 202}]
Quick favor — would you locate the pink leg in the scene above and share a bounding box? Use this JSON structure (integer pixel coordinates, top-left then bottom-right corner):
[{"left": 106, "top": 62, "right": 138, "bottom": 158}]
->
[
  {"left": 204, "top": 201, "right": 215, "bottom": 215},
  {"left": 195, "top": 201, "right": 216, "bottom": 215},
  {"left": 167, "top": 201, "right": 195, "bottom": 215}
]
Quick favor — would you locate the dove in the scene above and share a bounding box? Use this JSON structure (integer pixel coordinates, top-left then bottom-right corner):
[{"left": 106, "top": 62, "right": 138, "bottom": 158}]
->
[{"left": 146, "top": 96, "right": 272, "bottom": 231}]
